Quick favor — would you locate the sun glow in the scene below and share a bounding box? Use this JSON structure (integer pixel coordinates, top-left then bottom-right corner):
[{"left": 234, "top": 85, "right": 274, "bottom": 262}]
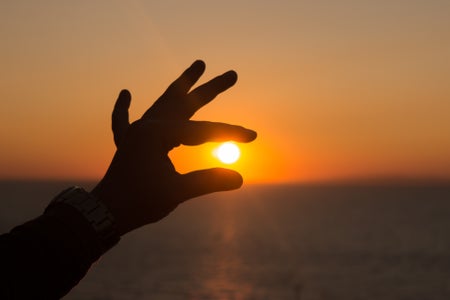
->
[{"left": 214, "top": 142, "right": 241, "bottom": 164}]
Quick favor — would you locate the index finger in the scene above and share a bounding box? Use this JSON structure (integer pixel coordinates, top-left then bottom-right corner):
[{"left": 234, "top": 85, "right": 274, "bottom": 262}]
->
[{"left": 163, "top": 120, "right": 257, "bottom": 146}]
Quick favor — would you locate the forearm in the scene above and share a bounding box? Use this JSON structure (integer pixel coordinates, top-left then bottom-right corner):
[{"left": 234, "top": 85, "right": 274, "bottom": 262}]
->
[{"left": 0, "top": 194, "right": 116, "bottom": 299}]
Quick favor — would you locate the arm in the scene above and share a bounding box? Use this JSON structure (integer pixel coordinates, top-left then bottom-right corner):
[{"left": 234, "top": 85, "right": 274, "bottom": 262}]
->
[
  {"left": 0, "top": 202, "right": 103, "bottom": 299},
  {"left": 0, "top": 60, "right": 256, "bottom": 299}
]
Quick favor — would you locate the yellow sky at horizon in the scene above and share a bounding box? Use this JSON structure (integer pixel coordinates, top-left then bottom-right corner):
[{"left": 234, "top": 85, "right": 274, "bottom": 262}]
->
[{"left": 0, "top": 1, "right": 449, "bottom": 183}]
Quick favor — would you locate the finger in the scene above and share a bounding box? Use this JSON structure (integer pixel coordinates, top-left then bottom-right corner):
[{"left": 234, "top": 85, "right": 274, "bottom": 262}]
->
[
  {"left": 165, "top": 60, "right": 205, "bottom": 95},
  {"left": 163, "top": 120, "right": 257, "bottom": 146},
  {"left": 142, "top": 60, "right": 205, "bottom": 120},
  {"left": 178, "top": 168, "right": 243, "bottom": 201},
  {"left": 112, "top": 89, "right": 131, "bottom": 147},
  {"left": 183, "top": 70, "right": 238, "bottom": 119}
]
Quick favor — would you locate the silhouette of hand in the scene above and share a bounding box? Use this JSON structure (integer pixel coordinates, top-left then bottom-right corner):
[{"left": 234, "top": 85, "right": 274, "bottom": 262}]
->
[{"left": 91, "top": 61, "right": 256, "bottom": 235}]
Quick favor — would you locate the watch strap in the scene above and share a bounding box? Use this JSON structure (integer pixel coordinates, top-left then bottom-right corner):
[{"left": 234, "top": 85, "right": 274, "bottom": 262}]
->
[{"left": 45, "top": 186, "right": 120, "bottom": 257}]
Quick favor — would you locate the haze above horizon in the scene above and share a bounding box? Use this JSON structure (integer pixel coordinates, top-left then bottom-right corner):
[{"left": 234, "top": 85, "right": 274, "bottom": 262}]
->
[{"left": 1, "top": 1, "right": 449, "bottom": 184}]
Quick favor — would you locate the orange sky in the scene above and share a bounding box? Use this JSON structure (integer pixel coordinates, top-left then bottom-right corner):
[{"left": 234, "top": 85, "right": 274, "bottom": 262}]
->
[{"left": 0, "top": 1, "right": 449, "bottom": 183}]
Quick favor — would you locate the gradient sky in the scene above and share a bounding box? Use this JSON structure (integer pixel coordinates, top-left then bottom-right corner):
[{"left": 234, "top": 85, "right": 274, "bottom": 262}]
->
[{"left": 0, "top": 0, "right": 449, "bottom": 183}]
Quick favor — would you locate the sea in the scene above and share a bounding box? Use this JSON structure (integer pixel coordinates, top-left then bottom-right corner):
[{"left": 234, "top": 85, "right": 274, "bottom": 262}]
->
[{"left": 1, "top": 181, "right": 450, "bottom": 300}]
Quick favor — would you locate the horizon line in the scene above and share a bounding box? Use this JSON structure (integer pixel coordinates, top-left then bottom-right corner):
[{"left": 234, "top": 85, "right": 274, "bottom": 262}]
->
[{"left": 1, "top": 176, "right": 450, "bottom": 187}]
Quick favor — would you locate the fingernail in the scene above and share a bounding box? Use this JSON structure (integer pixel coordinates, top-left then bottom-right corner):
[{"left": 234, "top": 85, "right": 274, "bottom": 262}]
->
[
  {"left": 247, "top": 129, "right": 257, "bottom": 141},
  {"left": 222, "top": 169, "right": 243, "bottom": 189},
  {"left": 192, "top": 60, "right": 205, "bottom": 69},
  {"left": 117, "top": 90, "right": 131, "bottom": 107},
  {"left": 224, "top": 70, "right": 238, "bottom": 83},
  {"left": 119, "top": 89, "right": 131, "bottom": 98}
]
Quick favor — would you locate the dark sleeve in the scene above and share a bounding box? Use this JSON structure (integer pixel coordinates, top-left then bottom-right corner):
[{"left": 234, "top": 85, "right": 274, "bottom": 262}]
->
[{"left": 0, "top": 204, "right": 114, "bottom": 299}]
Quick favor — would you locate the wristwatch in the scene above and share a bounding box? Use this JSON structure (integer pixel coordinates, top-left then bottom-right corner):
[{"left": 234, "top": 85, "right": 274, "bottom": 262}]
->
[{"left": 45, "top": 186, "right": 120, "bottom": 255}]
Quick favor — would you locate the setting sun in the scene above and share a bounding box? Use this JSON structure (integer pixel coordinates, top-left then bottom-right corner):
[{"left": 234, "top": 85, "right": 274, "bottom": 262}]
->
[{"left": 214, "top": 142, "right": 240, "bottom": 164}]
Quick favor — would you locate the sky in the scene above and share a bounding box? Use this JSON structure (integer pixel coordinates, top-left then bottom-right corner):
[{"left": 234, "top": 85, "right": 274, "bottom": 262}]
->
[{"left": 0, "top": 0, "right": 449, "bottom": 184}]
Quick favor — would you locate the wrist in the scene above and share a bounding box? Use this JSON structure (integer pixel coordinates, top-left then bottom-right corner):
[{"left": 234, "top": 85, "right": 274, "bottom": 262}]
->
[
  {"left": 46, "top": 186, "right": 121, "bottom": 257},
  {"left": 90, "top": 182, "right": 129, "bottom": 236}
]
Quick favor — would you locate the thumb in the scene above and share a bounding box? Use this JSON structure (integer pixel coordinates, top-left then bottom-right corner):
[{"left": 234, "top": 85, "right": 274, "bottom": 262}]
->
[
  {"left": 112, "top": 89, "right": 131, "bottom": 148},
  {"left": 178, "top": 168, "right": 243, "bottom": 202}
]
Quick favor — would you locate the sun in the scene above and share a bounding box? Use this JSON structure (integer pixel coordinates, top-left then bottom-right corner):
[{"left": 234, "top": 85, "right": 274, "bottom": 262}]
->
[{"left": 214, "top": 142, "right": 241, "bottom": 164}]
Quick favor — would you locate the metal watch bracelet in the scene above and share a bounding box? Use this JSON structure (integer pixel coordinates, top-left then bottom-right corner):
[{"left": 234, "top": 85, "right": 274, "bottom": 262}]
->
[{"left": 45, "top": 186, "right": 120, "bottom": 253}]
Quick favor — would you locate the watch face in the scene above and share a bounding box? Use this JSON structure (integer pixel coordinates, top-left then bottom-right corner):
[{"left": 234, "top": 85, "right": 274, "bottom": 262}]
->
[{"left": 47, "top": 186, "right": 120, "bottom": 252}]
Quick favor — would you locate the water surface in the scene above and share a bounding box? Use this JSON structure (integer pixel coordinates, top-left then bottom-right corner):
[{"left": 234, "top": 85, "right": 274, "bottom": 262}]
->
[{"left": 1, "top": 182, "right": 449, "bottom": 299}]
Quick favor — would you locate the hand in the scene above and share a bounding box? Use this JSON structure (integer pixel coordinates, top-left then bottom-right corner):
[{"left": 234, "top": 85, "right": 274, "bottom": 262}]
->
[{"left": 91, "top": 60, "right": 257, "bottom": 235}]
